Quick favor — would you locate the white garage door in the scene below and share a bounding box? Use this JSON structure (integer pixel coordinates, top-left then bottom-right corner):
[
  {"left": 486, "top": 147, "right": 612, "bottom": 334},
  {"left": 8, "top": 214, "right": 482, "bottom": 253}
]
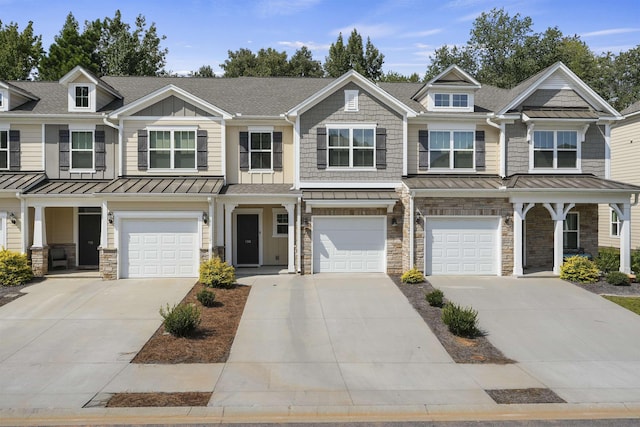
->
[
  {"left": 426, "top": 217, "right": 499, "bottom": 275},
  {"left": 120, "top": 219, "right": 199, "bottom": 278},
  {"left": 313, "top": 217, "right": 385, "bottom": 273}
]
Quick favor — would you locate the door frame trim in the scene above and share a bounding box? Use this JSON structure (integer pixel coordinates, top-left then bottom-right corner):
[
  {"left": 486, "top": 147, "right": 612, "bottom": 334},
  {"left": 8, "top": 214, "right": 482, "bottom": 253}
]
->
[
  {"left": 233, "top": 208, "right": 263, "bottom": 267},
  {"left": 77, "top": 207, "right": 101, "bottom": 267}
]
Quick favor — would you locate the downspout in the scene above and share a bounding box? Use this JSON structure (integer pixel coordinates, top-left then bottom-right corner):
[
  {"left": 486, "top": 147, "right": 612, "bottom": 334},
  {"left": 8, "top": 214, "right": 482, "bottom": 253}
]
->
[
  {"left": 208, "top": 196, "right": 214, "bottom": 258},
  {"left": 296, "top": 196, "right": 302, "bottom": 273},
  {"left": 409, "top": 192, "right": 415, "bottom": 269},
  {"left": 220, "top": 119, "right": 227, "bottom": 185},
  {"left": 17, "top": 192, "right": 27, "bottom": 254}
]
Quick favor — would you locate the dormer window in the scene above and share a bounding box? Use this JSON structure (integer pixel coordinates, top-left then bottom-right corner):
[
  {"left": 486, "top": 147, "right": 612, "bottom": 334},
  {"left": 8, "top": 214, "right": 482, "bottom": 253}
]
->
[
  {"left": 452, "top": 94, "right": 468, "bottom": 107},
  {"left": 434, "top": 93, "right": 469, "bottom": 108},
  {"left": 68, "top": 83, "right": 95, "bottom": 112},
  {"left": 75, "top": 86, "right": 89, "bottom": 108}
]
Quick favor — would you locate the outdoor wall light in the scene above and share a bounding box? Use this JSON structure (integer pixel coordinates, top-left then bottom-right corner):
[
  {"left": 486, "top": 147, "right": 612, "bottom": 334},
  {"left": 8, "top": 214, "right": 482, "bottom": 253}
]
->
[
  {"left": 415, "top": 210, "right": 424, "bottom": 224},
  {"left": 504, "top": 215, "right": 512, "bottom": 225},
  {"left": 8, "top": 212, "right": 16, "bottom": 225},
  {"left": 107, "top": 211, "right": 114, "bottom": 224},
  {"left": 391, "top": 217, "right": 398, "bottom": 226},
  {"left": 202, "top": 212, "right": 209, "bottom": 225}
]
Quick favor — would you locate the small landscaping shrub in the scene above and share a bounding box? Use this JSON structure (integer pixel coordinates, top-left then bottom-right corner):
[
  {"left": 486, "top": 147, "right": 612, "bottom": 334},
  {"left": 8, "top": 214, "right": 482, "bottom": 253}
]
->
[
  {"left": 159, "top": 303, "right": 201, "bottom": 337},
  {"left": 441, "top": 302, "right": 480, "bottom": 337},
  {"left": 605, "top": 271, "right": 630, "bottom": 286},
  {"left": 560, "top": 255, "right": 600, "bottom": 284},
  {"left": 595, "top": 247, "right": 620, "bottom": 273},
  {"left": 199, "top": 257, "right": 236, "bottom": 289},
  {"left": 0, "top": 249, "right": 33, "bottom": 287},
  {"left": 425, "top": 289, "right": 444, "bottom": 307},
  {"left": 196, "top": 289, "right": 216, "bottom": 307},
  {"left": 632, "top": 249, "right": 640, "bottom": 275},
  {"left": 401, "top": 267, "right": 425, "bottom": 284}
]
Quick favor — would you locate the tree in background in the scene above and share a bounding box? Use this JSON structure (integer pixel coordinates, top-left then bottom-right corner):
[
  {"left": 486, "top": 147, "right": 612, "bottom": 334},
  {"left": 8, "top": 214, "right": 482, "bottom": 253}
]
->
[
  {"left": 379, "top": 71, "right": 421, "bottom": 83},
  {"left": 0, "top": 20, "right": 43, "bottom": 80},
  {"left": 325, "top": 29, "right": 384, "bottom": 80},
  {"left": 192, "top": 65, "right": 215, "bottom": 77},
  {"left": 323, "top": 33, "right": 349, "bottom": 77},
  {"left": 220, "top": 46, "right": 323, "bottom": 77},
  {"left": 220, "top": 48, "right": 258, "bottom": 77},
  {"left": 289, "top": 46, "right": 323, "bottom": 77}
]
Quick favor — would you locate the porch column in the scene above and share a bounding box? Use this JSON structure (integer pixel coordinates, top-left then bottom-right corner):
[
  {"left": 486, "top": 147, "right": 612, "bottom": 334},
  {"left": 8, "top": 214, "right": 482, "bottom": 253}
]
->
[
  {"left": 100, "top": 200, "right": 108, "bottom": 248},
  {"left": 283, "top": 202, "right": 295, "bottom": 273},
  {"left": 544, "top": 202, "right": 574, "bottom": 275},
  {"left": 224, "top": 202, "right": 237, "bottom": 264},
  {"left": 612, "top": 203, "right": 632, "bottom": 274},
  {"left": 32, "top": 205, "right": 47, "bottom": 248},
  {"left": 513, "top": 202, "right": 534, "bottom": 276}
]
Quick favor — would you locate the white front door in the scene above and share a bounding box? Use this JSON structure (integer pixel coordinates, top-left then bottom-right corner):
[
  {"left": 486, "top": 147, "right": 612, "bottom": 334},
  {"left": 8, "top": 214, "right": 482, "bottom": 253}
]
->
[
  {"left": 120, "top": 219, "right": 199, "bottom": 278},
  {"left": 313, "top": 216, "right": 386, "bottom": 273},
  {"left": 426, "top": 217, "right": 500, "bottom": 275}
]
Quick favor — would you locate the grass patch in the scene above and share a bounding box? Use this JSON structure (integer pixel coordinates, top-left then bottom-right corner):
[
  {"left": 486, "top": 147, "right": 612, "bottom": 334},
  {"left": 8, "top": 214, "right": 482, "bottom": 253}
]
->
[
  {"left": 603, "top": 295, "right": 640, "bottom": 315},
  {"left": 106, "top": 392, "right": 211, "bottom": 407}
]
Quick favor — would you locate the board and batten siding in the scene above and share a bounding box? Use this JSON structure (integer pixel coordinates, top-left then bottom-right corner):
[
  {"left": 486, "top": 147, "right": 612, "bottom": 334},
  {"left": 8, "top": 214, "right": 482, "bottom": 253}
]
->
[
  {"left": 226, "top": 125, "right": 294, "bottom": 184},
  {"left": 0, "top": 198, "right": 22, "bottom": 251},
  {"left": 122, "top": 119, "right": 222, "bottom": 176},
  {"left": 45, "top": 207, "right": 74, "bottom": 244},
  {"left": 12, "top": 124, "right": 42, "bottom": 170},
  {"left": 407, "top": 123, "right": 499, "bottom": 175}
]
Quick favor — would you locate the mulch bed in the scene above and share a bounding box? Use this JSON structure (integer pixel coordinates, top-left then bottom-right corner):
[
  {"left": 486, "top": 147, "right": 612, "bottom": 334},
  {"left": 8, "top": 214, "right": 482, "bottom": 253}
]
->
[
  {"left": 392, "top": 276, "right": 514, "bottom": 364},
  {"left": 132, "top": 282, "right": 251, "bottom": 364},
  {"left": 106, "top": 392, "right": 212, "bottom": 407},
  {"left": 572, "top": 278, "right": 640, "bottom": 296},
  {"left": 486, "top": 388, "right": 566, "bottom": 404}
]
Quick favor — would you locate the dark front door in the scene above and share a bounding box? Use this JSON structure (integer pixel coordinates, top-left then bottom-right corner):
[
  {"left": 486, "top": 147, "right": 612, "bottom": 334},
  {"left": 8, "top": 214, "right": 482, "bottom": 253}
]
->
[
  {"left": 236, "top": 214, "right": 259, "bottom": 265},
  {"left": 78, "top": 214, "right": 101, "bottom": 266}
]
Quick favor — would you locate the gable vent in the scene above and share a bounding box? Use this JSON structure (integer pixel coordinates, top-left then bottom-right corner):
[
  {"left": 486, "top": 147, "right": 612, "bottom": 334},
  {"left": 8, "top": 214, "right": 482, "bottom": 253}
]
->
[{"left": 344, "top": 90, "right": 359, "bottom": 112}]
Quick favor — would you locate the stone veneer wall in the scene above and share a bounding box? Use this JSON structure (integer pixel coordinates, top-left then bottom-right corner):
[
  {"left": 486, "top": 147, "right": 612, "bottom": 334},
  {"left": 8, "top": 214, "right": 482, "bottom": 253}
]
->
[
  {"left": 410, "top": 197, "right": 514, "bottom": 276},
  {"left": 99, "top": 248, "right": 117, "bottom": 280},
  {"left": 525, "top": 204, "right": 598, "bottom": 269},
  {"left": 30, "top": 247, "right": 49, "bottom": 277},
  {"left": 300, "top": 202, "right": 403, "bottom": 275}
]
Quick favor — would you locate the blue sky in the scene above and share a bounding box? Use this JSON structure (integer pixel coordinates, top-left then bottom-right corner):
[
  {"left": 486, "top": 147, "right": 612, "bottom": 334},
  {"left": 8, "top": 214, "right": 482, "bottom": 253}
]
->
[{"left": 2, "top": 0, "right": 639, "bottom": 77}]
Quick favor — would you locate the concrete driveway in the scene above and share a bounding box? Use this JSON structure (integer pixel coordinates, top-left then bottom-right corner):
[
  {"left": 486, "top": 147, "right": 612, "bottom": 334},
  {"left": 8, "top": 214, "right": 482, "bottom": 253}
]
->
[
  {"left": 0, "top": 277, "right": 193, "bottom": 408},
  {"left": 429, "top": 276, "right": 640, "bottom": 404}
]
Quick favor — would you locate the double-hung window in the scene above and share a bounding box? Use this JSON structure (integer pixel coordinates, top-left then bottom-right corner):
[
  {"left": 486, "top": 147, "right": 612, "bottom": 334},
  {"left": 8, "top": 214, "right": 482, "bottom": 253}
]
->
[
  {"left": 71, "top": 131, "right": 94, "bottom": 170},
  {"left": 611, "top": 209, "right": 620, "bottom": 237},
  {"left": 75, "top": 86, "right": 89, "bottom": 108},
  {"left": 533, "top": 130, "right": 578, "bottom": 169},
  {"left": 434, "top": 93, "right": 469, "bottom": 108},
  {"left": 327, "top": 126, "right": 375, "bottom": 168},
  {"left": 149, "top": 128, "right": 196, "bottom": 170},
  {"left": 273, "top": 209, "right": 288, "bottom": 237},
  {"left": 0, "top": 131, "right": 8, "bottom": 170},
  {"left": 563, "top": 212, "right": 579, "bottom": 249},
  {"left": 429, "top": 130, "right": 474, "bottom": 170},
  {"left": 250, "top": 131, "right": 272, "bottom": 170}
]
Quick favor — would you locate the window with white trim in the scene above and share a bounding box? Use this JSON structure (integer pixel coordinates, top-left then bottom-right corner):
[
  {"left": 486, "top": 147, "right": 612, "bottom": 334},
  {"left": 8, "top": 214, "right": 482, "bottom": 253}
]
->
[
  {"left": 149, "top": 129, "right": 196, "bottom": 169},
  {"left": 533, "top": 130, "right": 578, "bottom": 169},
  {"left": 0, "top": 92, "right": 4, "bottom": 108},
  {"left": 429, "top": 130, "right": 474, "bottom": 169},
  {"left": 563, "top": 212, "right": 579, "bottom": 249},
  {"left": 75, "top": 85, "right": 89, "bottom": 108},
  {"left": 273, "top": 209, "right": 288, "bottom": 237},
  {"left": 250, "top": 131, "right": 272, "bottom": 170},
  {"left": 344, "top": 90, "right": 359, "bottom": 111},
  {"left": 0, "top": 131, "right": 8, "bottom": 170},
  {"left": 434, "top": 93, "right": 469, "bottom": 108},
  {"left": 611, "top": 209, "right": 620, "bottom": 237},
  {"left": 328, "top": 126, "right": 375, "bottom": 168},
  {"left": 71, "top": 130, "right": 94, "bottom": 170}
]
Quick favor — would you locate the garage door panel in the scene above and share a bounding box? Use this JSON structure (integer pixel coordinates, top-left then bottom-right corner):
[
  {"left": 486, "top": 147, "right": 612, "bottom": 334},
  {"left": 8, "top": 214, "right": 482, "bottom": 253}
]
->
[{"left": 427, "top": 218, "right": 499, "bottom": 276}]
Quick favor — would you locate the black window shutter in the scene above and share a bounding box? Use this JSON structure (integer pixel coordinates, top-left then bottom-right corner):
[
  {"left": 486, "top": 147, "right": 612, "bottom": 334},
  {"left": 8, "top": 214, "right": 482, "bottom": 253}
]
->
[
  {"left": 376, "top": 128, "right": 386, "bottom": 169},
  {"left": 418, "top": 130, "right": 429, "bottom": 170},
  {"left": 95, "top": 130, "right": 106, "bottom": 171},
  {"left": 8, "top": 130, "right": 20, "bottom": 171},
  {"left": 197, "top": 129, "right": 208, "bottom": 170},
  {"left": 59, "top": 129, "right": 70, "bottom": 171},
  {"left": 273, "top": 131, "right": 283, "bottom": 171},
  {"left": 317, "top": 127, "right": 327, "bottom": 169},
  {"left": 475, "top": 130, "right": 485, "bottom": 170},
  {"left": 239, "top": 131, "right": 249, "bottom": 171},
  {"left": 137, "top": 129, "right": 148, "bottom": 170}
]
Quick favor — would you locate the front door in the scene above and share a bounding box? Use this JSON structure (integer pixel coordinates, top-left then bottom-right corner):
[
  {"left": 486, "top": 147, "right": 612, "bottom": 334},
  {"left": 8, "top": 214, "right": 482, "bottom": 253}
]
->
[
  {"left": 78, "top": 212, "right": 101, "bottom": 266},
  {"left": 236, "top": 214, "right": 259, "bottom": 265}
]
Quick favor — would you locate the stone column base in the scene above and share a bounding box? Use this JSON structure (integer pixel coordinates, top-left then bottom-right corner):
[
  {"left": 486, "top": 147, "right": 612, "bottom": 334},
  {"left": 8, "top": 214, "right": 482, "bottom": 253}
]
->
[
  {"left": 99, "top": 248, "right": 118, "bottom": 280},
  {"left": 31, "top": 246, "right": 49, "bottom": 277}
]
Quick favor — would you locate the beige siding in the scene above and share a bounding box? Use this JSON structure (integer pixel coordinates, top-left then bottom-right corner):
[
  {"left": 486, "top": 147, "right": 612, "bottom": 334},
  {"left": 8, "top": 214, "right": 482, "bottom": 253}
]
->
[
  {"left": 107, "top": 201, "right": 210, "bottom": 248},
  {"left": 226, "top": 125, "right": 294, "bottom": 184},
  {"left": 14, "top": 124, "right": 42, "bottom": 170},
  {"left": 0, "top": 198, "right": 22, "bottom": 251},
  {"left": 122, "top": 119, "right": 223, "bottom": 175},
  {"left": 407, "top": 123, "right": 499, "bottom": 175},
  {"left": 598, "top": 204, "right": 622, "bottom": 248},
  {"left": 263, "top": 207, "right": 287, "bottom": 265},
  {"left": 73, "top": 75, "right": 93, "bottom": 84},
  {"left": 46, "top": 207, "right": 74, "bottom": 244},
  {"left": 96, "top": 87, "right": 113, "bottom": 111}
]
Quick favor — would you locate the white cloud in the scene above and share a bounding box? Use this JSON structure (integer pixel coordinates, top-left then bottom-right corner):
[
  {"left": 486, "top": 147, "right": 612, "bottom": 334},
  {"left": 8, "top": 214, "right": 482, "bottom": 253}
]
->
[
  {"left": 330, "top": 23, "right": 395, "bottom": 39},
  {"left": 443, "top": 0, "right": 491, "bottom": 9},
  {"left": 581, "top": 28, "right": 640, "bottom": 38},
  {"left": 591, "top": 44, "right": 637, "bottom": 54},
  {"left": 255, "top": 0, "right": 321, "bottom": 16},
  {"left": 457, "top": 11, "right": 481, "bottom": 22},
  {"left": 277, "top": 41, "right": 331, "bottom": 52},
  {"left": 398, "top": 29, "right": 443, "bottom": 38}
]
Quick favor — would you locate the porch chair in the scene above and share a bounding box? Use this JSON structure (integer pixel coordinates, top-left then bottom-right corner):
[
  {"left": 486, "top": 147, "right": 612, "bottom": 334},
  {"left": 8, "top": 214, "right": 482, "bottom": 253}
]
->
[{"left": 49, "top": 247, "right": 68, "bottom": 269}]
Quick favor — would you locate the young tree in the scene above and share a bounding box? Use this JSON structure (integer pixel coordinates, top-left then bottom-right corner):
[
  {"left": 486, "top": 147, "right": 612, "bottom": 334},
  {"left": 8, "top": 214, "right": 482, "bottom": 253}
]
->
[
  {"left": 0, "top": 20, "right": 43, "bottom": 80},
  {"left": 289, "top": 46, "right": 323, "bottom": 77}
]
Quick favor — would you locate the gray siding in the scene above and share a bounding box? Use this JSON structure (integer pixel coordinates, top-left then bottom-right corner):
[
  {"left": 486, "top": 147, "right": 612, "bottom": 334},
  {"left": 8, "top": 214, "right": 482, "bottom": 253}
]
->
[
  {"left": 582, "top": 124, "right": 605, "bottom": 177},
  {"left": 521, "top": 89, "right": 591, "bottom": 109},
  {"left": 299, "top": 82, "right": 403, "bottom": 183},
  {"left": 45, "top": 124, "right": 117, "bottom": 179},
  {"left": 505, "top": 122, "right": 529, "bottom": 175},
  {"left": 134, "top": 95, "right": 210, "bottom": 117}
]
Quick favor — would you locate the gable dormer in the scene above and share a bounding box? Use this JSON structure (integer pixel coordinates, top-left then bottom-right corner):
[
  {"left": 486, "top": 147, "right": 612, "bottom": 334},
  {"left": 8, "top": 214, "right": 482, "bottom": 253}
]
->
[
  {"left": 59, "top": 66, "right": 122, "bottom": 113},
  {"left": 0, "top": 81, "right": 39, "bottom": 112},
  {"left": 412, "top": 65, "right": 481, "bottom": 113}
]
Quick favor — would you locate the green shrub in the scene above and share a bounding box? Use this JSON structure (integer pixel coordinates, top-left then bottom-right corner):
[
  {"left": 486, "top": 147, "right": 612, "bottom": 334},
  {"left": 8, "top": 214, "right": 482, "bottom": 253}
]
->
[
  {"left": 595, "top": 247, "right": 620, "bottom": 273},
  {"left": 632, "top": 249, "right": 640, "bottom": 274},
  {"left": 426, "top": 289, "right": 444, "bottom": 307},
  {"left": 401, "top": 267, "right": 425, "bottom": 284},
  {"left": 0, "top": 249, "right": 33, "bottom": 287},
  {"left": 199, "top": 257, "right": 236, "bottom": 289},
  {"left": 196, "top": 288, "right": 216, "bottom": 307},
  {"left": 606, "top": 271, "right": 630, "bottom": 286},
  {"left": 159, "top": 303, "right": 201, "bottom": 337},
  {"left": 560, "top": 256, "right": 600, "bottom": 284},
  {"left": 441, "top": 302, "right": 480, "bottom": 337}
]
